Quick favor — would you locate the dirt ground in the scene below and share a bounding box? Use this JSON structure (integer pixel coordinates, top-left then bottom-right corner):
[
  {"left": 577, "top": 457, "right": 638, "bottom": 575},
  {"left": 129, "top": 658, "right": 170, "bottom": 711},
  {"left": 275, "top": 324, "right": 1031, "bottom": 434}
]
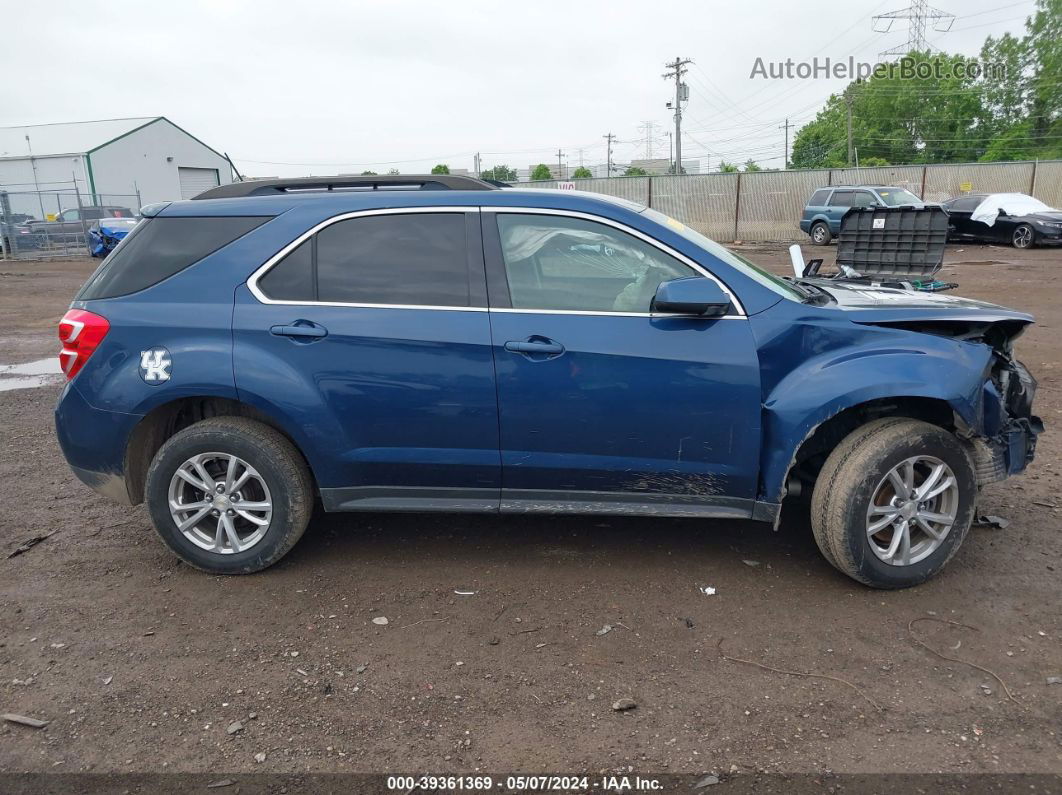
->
[{"left": 1, "top": 243, "right": 1060, "bottom": 783}]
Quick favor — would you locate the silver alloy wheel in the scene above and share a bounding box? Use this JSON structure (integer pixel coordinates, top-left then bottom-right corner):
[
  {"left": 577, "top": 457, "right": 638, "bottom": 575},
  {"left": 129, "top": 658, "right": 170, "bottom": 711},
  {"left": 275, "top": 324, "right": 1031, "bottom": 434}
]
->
[
  {"left": 865, "top": 455, "right": 958, "bottom": 567},
  {"left": 1013, "top": 225, "right": 1033, "bottom": 248},
  {"left": 167, "top": 452, "right": 272, "bottom": 554},
  {"left": 812, "top": 224, "right": 827, "bottom": 243}
]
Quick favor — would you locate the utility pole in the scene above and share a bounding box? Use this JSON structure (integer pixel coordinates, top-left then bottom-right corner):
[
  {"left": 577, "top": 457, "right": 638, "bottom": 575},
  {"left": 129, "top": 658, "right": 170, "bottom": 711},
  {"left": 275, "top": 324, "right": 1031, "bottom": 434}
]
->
[
  {"left": 555, "top": 148, "right": 565, "bottom": 180},
  {"left": 664, "top": 131, "right": 673, "bottom": 173},
  {"left": 844, "top": 83, "right": 859, "bottom": 167},
  {"left": 778, "top": 117, "right": 794, "bottom": 169},
  {"left": 663, "top": 57, "right": 692, "bottom": 175},
  {"left": 473, "top": 152, "right": 481, "bottom": 177},
  {"left": 603, "top": 133, "right": 615, "bottom": 175}
]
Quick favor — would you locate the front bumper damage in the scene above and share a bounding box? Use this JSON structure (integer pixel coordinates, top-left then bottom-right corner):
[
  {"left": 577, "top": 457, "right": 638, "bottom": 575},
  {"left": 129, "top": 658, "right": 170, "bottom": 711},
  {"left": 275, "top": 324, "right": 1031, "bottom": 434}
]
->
[{"left": 967, "top": 357, "right": 1042, "bottom": 486}]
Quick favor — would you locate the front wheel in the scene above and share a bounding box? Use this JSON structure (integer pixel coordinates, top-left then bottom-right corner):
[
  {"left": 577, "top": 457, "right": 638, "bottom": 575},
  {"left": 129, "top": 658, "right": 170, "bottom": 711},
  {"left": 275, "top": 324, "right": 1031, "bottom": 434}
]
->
[
  {"left": 1012, "top": 224, "right": 1035, "bottom": 249},
  {"left": 810, "top": 418, "right": 977, "bottom": 588},
  {"left": 145, "top": 417, "right": 314, "bottom": 574}
]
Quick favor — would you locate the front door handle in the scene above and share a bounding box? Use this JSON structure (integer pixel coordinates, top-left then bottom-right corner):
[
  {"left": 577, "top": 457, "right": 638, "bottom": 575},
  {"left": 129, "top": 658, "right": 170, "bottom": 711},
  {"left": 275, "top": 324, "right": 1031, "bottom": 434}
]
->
[
  {"left": 504, "top": 340, "right": 563, "bottom": 354},
  {"left": 503, "top": 337, "right": 565, "bottom": 360},
  {"left": 270, "top": 322, "right": 327, "bottom": 340}
]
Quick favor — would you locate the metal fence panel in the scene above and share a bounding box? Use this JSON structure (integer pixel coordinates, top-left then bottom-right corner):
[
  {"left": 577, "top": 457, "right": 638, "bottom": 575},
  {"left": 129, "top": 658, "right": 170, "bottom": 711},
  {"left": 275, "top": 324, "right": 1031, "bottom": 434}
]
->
[
  {"left": 510, "top": 159, "right": 1061, "bottom": 242},
  {"left": 830, "top": 165, "right": 924, "bottom": 196},
  {"left": 736, "top": 169, "right": 828, "bottom": 241},
  {"left": 649, "top": 174, "right": 738, "bottom": 241},
  {"left": 1032, "top": 161, "right": 1062, "bottom": 208},
  {"left": 922, "top": 161, "right": 1035, "bottom": 203}
]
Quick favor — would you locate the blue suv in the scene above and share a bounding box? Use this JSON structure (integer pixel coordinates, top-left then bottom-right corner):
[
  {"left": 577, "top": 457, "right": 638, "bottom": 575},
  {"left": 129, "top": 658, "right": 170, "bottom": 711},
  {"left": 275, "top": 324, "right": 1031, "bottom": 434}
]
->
[
  {"left": 800, "top": 185, "right": 927, "bottom": 245},
  {"left": 55, "top": 175, "right": 1040, "bottom": 588}
]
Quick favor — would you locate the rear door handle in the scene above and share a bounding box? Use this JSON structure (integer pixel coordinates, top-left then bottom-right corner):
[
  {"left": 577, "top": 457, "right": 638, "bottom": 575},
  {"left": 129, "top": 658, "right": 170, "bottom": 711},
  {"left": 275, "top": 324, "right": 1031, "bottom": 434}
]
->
[{"left": 270, "top": 322, "right": 327, "bottom": 339}]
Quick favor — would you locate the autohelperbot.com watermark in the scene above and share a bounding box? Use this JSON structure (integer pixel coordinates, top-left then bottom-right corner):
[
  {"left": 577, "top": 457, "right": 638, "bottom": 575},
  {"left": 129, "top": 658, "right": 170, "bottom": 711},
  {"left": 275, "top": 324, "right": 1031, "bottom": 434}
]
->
[{"left": 750, "top": 55, "right": 1007, "bottom": 81}]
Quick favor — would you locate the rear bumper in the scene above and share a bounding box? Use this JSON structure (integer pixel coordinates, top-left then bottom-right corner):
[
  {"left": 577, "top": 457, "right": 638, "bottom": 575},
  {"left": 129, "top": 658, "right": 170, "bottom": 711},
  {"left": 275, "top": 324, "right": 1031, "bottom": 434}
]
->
[
  {"left": 54, "top": 382, "right": 140, "bottom": 505},
  {"left": 798, "top": 220, "right": 811, "bottom": 233}
]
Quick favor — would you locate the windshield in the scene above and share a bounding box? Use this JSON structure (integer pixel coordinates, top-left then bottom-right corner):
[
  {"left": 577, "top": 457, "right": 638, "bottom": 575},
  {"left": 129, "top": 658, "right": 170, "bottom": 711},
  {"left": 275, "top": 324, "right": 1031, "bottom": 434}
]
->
[
  {"left": 642, "top": 208, "right": 805, "bottom": 302},
  {"left": 876, "top": 188, "right": 922, "bottom": 206}
]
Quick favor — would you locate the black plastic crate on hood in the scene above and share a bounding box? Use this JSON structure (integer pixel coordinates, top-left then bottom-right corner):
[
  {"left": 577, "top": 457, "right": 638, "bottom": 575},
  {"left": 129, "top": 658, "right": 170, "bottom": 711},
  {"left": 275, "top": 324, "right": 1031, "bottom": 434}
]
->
[{"left": 836, "top": 206, "right": 949, "bottom": 279}]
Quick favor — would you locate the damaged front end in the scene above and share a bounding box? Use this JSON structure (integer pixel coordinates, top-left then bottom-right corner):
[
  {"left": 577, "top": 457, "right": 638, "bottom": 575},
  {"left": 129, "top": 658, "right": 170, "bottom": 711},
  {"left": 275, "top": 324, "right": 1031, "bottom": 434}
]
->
[
  {"left": 973, "top": 345, "right": 1042, "bottom": 485},
  {"left": 864, "top": 316, "right": 1043, "bottom": 486}
]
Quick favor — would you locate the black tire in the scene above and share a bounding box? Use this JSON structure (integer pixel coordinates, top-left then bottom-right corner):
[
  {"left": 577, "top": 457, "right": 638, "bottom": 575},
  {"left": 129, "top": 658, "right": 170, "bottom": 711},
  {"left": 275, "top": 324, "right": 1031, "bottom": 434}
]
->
[
  {"left": 145, "top": 417, "right": 313, "bottom": 574},
  {"left": 810, "top": 222, "right": 831, "bottom": 246},
  {"left": 1012, "top": 224, "right": 1035, "bottom": 249},
  {"left": 810, "top": 418, "right": 977, "bottom": 589}
]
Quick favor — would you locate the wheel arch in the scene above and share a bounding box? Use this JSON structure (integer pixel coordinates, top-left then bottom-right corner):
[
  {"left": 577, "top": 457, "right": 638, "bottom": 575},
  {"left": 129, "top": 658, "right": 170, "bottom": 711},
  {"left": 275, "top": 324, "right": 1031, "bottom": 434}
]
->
[
  {"left": 124, "top": 396, "right": 318, "bottom": 505},
  {"left": 765, "top": 395, "right": 962, "bottom": 509}
]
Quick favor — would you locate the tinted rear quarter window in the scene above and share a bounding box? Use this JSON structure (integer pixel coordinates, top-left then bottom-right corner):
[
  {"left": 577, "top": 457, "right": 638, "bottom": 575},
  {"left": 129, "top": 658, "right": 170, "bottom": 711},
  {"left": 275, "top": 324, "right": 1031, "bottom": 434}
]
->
[
  {"left": 258, "top": 239, "right": 314, "bottom": 301},
  {"left": 77, "top": 216, "right": 268, "bottom": 300},
  {"left": 808, "top": 189, "right": 831, "bottom": 206}
]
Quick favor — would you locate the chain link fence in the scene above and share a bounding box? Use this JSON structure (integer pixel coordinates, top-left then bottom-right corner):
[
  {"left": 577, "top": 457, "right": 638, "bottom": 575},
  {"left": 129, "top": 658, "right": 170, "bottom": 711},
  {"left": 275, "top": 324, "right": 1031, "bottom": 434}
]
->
[
  {"left": 517, "top": 159, "right": 1062, "bottom": 242},
  {"left": 0, "top": 185, "right": 141, "bottom": 260}
]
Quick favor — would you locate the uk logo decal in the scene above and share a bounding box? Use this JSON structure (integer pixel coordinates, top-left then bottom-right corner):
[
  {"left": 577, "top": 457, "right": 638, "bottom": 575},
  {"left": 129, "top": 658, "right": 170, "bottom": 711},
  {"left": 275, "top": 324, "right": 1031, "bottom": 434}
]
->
[{"left": 139, "top": 348, "right": 172, "bottom": 383}]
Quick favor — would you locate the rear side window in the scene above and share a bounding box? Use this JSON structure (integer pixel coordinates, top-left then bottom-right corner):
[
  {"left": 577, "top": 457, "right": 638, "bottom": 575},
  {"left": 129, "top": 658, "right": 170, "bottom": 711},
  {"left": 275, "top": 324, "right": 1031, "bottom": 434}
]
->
[
  {"left": 829, "top": 190, "right": 853, "bottom": 207},
  {"left": 258, "top": 213, "right": 470, "bottom": 307},
  {"left": 808, "top": 189, "right": 830, "bottom": 206},
  {"left": 77, "top": 216, "right": 268, "bottom": 300}
]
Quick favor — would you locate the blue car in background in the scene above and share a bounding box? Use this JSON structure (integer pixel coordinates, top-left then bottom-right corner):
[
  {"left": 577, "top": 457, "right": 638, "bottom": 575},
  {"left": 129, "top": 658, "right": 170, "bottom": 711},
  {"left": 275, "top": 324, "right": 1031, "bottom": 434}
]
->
[
  {"left": 88, "top": 217, "right": 140, "bottom": 257},
  {"left": 54, "top": 175, "right": 1040, "bottom": 588},
  {"left": 800, "top": 185, "right": 927, "bottom": 245}
]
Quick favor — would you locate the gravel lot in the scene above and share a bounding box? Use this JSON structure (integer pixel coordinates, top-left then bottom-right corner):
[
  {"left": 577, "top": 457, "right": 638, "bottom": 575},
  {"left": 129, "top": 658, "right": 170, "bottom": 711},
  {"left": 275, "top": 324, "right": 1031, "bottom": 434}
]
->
[{"left": 1, "top": 244, "right": 1060, "bottom": 781}]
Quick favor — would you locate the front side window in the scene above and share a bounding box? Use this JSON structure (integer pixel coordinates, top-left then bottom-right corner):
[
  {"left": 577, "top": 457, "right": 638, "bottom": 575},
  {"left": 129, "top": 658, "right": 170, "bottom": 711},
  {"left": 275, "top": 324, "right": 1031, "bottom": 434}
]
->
[
  {"left": 495, "top": 214, "right": 695, "bottom": 313},
  {"left": 877, "top": 188, "right": 922, "bottom": 206},
  {"left": 852, "top": 191, "right": 878, "bottom": 208}
]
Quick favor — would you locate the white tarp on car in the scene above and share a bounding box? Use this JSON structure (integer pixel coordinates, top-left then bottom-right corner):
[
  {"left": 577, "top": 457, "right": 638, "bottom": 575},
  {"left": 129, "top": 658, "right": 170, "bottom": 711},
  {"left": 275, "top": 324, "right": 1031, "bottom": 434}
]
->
[{"left": 971, "top": 193, "right": 1053, "bottom": 227}]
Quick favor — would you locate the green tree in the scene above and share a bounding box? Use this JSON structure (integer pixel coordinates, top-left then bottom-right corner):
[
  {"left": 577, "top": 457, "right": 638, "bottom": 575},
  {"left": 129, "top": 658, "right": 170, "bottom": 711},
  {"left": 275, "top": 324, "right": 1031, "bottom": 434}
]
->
[
  {"left": 572, "top": 166, "right": 593, "bottom": 178},
  {"left": 430, "top": 164, "right": 450, "bottom": 175},
  {"left": 859, "top": 156, "right": 890, "bottom": 166},
  {"left": 623, "top": 166, "right": 648, "bottom": 176},
  {"left": 743, "top": 159, "right": 762, "bottom": 172},
  {"left": 360, "top": 170, "right": 378, "bottom": 176},
  {"left": 530, "top": 163, "right": 553, "bottom": 180},
  {"left": 480, "top": 164, "right": 518, "bottom": 181},
  {"left": 718, "top": 161, "right": 739, "bottom": 173}
]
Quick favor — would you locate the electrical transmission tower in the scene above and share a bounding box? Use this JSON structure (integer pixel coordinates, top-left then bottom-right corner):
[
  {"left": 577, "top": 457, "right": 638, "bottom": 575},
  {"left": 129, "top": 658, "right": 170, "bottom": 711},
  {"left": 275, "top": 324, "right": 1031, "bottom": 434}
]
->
[
  {"left": 873, "top": 0, "right": 954, "bottom": 59},
  {"left": 637, "top": 121, "right": 657, "bottom": 159}
]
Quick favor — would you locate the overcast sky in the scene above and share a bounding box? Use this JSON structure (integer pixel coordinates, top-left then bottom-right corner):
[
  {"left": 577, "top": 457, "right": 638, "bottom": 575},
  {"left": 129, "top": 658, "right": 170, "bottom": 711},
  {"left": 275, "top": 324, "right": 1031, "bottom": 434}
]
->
[{"left": 1, "top": 0, "right": 1037, "bottom": 176}]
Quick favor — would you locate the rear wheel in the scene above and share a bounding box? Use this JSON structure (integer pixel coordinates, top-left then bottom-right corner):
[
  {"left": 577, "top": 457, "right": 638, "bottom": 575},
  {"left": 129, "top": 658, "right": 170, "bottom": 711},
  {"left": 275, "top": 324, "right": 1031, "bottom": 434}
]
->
[
  {"left": 810, "top": 418, "right": 976, "bottom": 588},
  {"left": 810, "top": 222, "right": 831, "bottom": 246},
  {"left": 145, "top": 417, "right": 313, "bottom": 574},
  {"left": 1012, "top": 224, "right": 1034, "bottom": 249}
]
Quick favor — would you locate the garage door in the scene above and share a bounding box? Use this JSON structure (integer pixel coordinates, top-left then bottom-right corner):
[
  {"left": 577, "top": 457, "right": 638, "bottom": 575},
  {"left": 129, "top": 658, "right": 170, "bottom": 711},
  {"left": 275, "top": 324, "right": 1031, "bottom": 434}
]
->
[{"left": 178, "top": 167, "right": 220, "bottom": 199}]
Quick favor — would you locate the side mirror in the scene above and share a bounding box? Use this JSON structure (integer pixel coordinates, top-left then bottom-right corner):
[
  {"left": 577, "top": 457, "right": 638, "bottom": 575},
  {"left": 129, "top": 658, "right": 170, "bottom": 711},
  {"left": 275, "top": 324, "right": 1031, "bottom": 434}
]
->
[{"left": 652, "top": 277, "right": 732, "bottom": 317}]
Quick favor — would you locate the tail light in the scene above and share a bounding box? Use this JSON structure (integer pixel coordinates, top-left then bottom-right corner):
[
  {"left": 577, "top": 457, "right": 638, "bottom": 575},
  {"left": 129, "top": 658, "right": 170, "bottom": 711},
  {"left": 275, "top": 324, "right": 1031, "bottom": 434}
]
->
[{"left": 58, "top": 309, "right": 110, "bottom": 380}]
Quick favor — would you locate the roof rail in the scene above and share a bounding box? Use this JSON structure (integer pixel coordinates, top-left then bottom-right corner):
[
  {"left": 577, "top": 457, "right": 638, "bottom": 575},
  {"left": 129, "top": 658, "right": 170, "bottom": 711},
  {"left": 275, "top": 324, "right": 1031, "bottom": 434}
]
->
[{"left": 192, "top": 174, "right": 499, "bottom": 200}]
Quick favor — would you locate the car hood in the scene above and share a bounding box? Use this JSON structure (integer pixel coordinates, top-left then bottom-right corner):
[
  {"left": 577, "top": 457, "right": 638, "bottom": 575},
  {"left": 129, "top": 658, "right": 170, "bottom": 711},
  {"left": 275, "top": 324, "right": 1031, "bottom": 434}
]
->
[
  {"left": 1030, "top": 211, "right": 1062, "bottom": 223},
  {"left": 806, "top": 279, "right": 1033, "bottom": 324}
]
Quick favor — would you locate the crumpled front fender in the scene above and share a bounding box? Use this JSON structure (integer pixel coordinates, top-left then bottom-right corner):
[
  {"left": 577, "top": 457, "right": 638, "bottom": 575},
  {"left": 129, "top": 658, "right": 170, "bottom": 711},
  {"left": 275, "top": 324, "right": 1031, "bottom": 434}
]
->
[{"left": 757, "top": 331, "right": 992, "bottom": 504}]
